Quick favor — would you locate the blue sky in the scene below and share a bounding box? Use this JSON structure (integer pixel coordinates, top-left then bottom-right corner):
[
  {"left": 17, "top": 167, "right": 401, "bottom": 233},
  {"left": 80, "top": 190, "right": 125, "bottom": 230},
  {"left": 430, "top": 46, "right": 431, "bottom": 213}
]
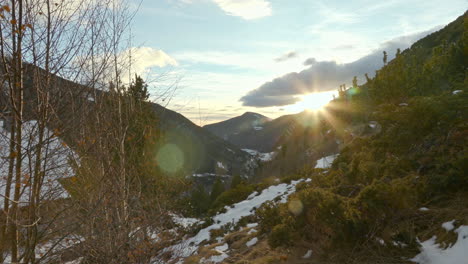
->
[{"left": 126, "top": 0, "right": 467, "bottom": 125}]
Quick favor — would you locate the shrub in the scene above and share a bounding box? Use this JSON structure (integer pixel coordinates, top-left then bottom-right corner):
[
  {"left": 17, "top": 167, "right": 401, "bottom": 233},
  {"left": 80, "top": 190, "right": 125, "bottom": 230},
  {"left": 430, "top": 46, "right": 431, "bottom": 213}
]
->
[
  {"left": 268, "top": 224, "right": 293, "bottom": 248},
  {"left": 210, "top": 183, "right": 256, "bottom": 213},
  {"left": 257, "top": 201, "right": 283, "bottom": 233}
]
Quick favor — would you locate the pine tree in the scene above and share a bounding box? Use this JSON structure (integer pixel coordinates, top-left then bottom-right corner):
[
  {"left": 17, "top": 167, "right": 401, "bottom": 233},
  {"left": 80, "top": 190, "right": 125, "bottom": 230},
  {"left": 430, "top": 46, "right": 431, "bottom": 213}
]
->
[
  {"left": 190, "top": 185, "right": 211, "bottom": 215},
  {"left": 230, "top": 174, "right": 242, "bottom": 189},
  {"left": 129, "top": 74, "right": 149, "bottom": 102},
  {"left": 211, "top": 178, "right": 225, "bottom": 201}
]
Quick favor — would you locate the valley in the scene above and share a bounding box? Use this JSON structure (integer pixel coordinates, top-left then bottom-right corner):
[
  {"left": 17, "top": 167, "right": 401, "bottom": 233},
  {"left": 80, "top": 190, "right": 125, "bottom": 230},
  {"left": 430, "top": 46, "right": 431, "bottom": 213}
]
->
[{"left": 0, "top": 2, "right": 466, "bottom": 264}]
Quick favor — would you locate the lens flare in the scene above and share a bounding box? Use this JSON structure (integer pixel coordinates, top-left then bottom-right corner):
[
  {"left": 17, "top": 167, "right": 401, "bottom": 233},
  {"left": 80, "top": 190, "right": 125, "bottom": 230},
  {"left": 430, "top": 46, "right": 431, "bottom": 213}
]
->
[
  {"left": 285, "top": 91, "right": 337, "bottom": 113},
  {"left": 288, "top": 199, "right": 304, "bottom": 216},
  {"left": 156, "top": 143, "right": 184, "bottom": 174}
]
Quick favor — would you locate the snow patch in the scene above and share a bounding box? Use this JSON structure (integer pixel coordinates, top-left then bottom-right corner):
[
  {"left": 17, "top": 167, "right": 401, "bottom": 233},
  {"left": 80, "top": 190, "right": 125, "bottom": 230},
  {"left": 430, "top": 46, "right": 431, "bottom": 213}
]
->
[
  {"left": 452, "top": 90, "right": 462, "bottom": 95},
  {"left": 192, "top": 173, "right": 230, "bottom": 178},
  {"left": 411, "top": 226, "right": 468, "bottom": 264},
  {"left": 442, "top": 220, "right": 456, "bottom": 232},
  {"left": 166, "top": 179, "right": 306, "bottom": 259},
  {"left": 302, "top": 249, "right": 313, "bottom": 259},
  {"left": 247, "top": 223, "right": 258, "bottom": 228},
  {"left": 246, "top": 237, "right": 258, "bottom": 247},
  {"left": 171, "top": 213, "right": 201, "bottom": 228},
  {"left": 419, "top": 207, "right": 430, "bottom": 212},
  {"left": 203, "top": 243, "right": 229, "bottom": 263},
  {"left": 216, "top": 161, "right": 227, "bottom": 170},
  {"left": 315, "top": 154, "right": 338, "bottom": 169},
  {"left": 241, "top": 148, "right": 276, "bottom": 162},
  {"left": 0, "top": 120, "right": 76, "bottom": 208}
]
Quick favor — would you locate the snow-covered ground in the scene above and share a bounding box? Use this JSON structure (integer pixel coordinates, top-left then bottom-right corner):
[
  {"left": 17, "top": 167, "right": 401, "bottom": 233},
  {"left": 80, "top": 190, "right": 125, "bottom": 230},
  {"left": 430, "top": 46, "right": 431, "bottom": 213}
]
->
[
  {"left": 0, "top": 120, "right": 76, "bottom": 208},
  {"left": 246, "top": 237, "right": 258, "bottom": 247},
  {"left": 200, "top": 243, "right": 229, "bottom": 263},
  {"left": 242, "top": 148, "right": 276, "bottom": 162},
  {"left": 192, "top": 173, "right": 230, "bottom": 178},
  {"left": 170, "top": 213, "right": 202, "bottom": 228},
  {"left": 3, "top": 234, "right": 83, "bottom": 263},
  {"left": 411, "top": 224, "right": 468, "bottom": 264},
  {"left": 160, "top": 178, "right": 309, "bottom": 262},
  {"left": 314, "top": 154, "right": 338, "bottom": 169},
  {"left": 216, "top": 161, "right": 227, "bottom": 170}
]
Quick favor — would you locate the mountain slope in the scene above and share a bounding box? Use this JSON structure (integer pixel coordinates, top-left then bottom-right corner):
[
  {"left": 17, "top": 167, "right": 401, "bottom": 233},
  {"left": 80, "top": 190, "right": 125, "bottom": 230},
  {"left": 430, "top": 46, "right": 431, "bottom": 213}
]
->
[
  {"left": 203, "top": 112, "right": 270, "bottom": 141},
  {"left": 173, "top": 12, "right": 468, "bottom": 264},
  {"left": 152, "top": 104, "right": 254, "bottom": 176},
  {"left": 206, "top": 111, "right": 319, "bottom": 152},
  {"left": 1, "top": 64, "right": 255, "bottom": 179}
]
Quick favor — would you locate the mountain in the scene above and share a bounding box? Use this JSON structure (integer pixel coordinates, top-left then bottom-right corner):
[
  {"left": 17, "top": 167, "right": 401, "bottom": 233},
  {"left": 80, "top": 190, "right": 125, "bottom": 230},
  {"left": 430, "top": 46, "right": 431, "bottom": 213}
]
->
[
  {"left": 205, "top": 111, "right": 304, "bottom": 152},
  {"left": 151, "top": 104, "right": 254, "bottom": 177},
  {"left": 203, "top": 112, "right": 270, "bottom": 141},
  {"left": 168, "top": 12, "right": 468, "bottom": 264},
  {"left": 204, "top": 110, "right": 335, "bottom": 154},
  {"left": 1, "top": 65, "right": 256, "bottom": 180}
]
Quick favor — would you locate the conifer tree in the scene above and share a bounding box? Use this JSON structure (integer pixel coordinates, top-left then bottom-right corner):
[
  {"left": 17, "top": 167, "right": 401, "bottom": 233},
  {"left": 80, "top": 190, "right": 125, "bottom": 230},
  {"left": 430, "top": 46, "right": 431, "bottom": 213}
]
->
[
  {"left": 190, "top": 185, "right": 211, "bottom": 215},
  {"left": 211, "top": 178, "right": 225, "bottom": 201},
  {"left": 230, "top": 174, "right": 242, "bottom": 189},
  {"left": 129, "top": 74, "right": 149, "bottom": 102}
]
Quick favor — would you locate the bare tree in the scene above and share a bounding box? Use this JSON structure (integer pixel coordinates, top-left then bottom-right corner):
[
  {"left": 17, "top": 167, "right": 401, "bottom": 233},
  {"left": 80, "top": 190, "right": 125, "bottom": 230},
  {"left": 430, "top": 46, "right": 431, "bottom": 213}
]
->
[{"left": 0, "top": 0, "right": 154, "bottom": 263}]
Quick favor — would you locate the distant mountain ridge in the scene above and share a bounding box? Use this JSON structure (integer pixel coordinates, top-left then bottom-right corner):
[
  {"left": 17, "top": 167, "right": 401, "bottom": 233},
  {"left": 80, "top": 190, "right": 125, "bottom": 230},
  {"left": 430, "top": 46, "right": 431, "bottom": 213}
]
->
[
  {"left": 0, "top": 64, "right": 255, "bottom": 179},
  {"left": 152, "top": 104, "right": 254, "bottom": 177},
  {"left": 204, "top": 111, "right": 327, "bottom": 153},
  {"left": 203, "top": 112, "right": 270, "bottom": 141}
]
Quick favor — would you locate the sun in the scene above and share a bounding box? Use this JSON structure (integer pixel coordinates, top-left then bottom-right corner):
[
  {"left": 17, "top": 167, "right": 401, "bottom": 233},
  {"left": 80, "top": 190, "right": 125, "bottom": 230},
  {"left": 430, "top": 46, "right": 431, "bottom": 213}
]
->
[{"left": 286, "top": 91, "right": 337, "bottom": 113}]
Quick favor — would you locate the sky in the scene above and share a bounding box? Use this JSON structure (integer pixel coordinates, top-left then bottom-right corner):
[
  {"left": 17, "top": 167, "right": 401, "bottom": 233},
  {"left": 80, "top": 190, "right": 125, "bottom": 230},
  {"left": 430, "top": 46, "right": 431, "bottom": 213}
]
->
[{"left": 126, "top": 0, "right": 467, "bottom": 125}]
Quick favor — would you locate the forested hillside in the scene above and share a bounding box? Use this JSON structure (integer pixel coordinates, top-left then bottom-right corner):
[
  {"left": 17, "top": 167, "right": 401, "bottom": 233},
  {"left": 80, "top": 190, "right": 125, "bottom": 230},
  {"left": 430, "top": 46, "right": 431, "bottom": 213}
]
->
[
  {"left": 178, "top": 11, "right": 467, "bottom": 264},
  {"left": 0, "top": 1, "right": 465, "bottom": 263}
]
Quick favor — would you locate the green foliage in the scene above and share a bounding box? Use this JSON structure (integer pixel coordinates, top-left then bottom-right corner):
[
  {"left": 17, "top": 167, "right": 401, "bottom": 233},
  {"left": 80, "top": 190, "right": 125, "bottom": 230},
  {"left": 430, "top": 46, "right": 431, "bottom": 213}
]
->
[
  {"left": 230, "top": 174, "right": 243, "bottom": 189},
  {"left": 365, "top": 13, "right": 467, "bottom": 103},
  {"left": 256, "top": 88, "right": 467, "bottom": 255},
  {"left": 256, "top": 201, "right": 283, "bottom": 233},
  {"left": 211, "top": 183, "right": 255, "bottom": 213},
  {"left": 190, "top": 185, "right": 211, "bottom": 216},
  {"left": 252, "top": 13, "right": 468, "bottom": 261},
  {"left": 128, "top": 74, "right": 149, "bottom": 102},
  {"left": 210, "top": 178, "right": 225, "bottom": 201},
  {"left": 268, "top": 224, "right": 293, "bottom": 248}
]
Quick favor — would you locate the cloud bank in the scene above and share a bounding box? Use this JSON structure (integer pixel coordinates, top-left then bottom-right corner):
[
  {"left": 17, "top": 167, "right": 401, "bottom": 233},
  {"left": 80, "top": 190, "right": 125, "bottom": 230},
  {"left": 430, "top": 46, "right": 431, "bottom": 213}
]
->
[
  {"left": 240, "top": 29, "right": 438, "bottom": 107},
  {"left": 212, "top": 0, "right": 272, "bottom": 20}
]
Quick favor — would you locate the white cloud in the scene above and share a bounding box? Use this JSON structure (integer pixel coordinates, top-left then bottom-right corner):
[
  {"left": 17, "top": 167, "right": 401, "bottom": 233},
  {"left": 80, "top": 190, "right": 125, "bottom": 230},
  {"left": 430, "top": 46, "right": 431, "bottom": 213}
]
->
[
  {"left": 212, "top": 0, "right": 272, "bottom": 20},
  {"left": 125, "top": 47, "right": 178, "bottom": 75}
]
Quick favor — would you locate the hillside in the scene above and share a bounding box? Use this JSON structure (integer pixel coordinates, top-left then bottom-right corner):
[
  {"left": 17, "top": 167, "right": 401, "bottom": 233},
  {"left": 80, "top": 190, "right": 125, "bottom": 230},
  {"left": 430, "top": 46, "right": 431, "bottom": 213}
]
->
[
  {"left": 163, "top": 11, "right": 467, "bottom": 264},
  {"left": 151, "top": 104, "right": 254, "bottom": 177},
  {"left": 1, "top": 3, "right": 466, "bottom": 264},
  {"left": 203, "top": 112, "right": 272, "bottom": 150},
  {"left": 1, "top": 65, "right": 256, "bottom": 181},
  {"left": 206, "top": 111, "right": 329, "bottom": 153}
]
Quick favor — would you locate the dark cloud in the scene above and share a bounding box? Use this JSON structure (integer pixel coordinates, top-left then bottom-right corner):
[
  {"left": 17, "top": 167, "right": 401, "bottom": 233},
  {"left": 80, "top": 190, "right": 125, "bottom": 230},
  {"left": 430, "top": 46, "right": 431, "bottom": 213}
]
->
[
  {"left": 303, "top": 58, "right": 317, "bottom": 66},
  {"left": 240, "top": 28, "right": 438, "bottom": 107},
  {"left": 274, "top": 51, "right": 298, "bottom": 62}
]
